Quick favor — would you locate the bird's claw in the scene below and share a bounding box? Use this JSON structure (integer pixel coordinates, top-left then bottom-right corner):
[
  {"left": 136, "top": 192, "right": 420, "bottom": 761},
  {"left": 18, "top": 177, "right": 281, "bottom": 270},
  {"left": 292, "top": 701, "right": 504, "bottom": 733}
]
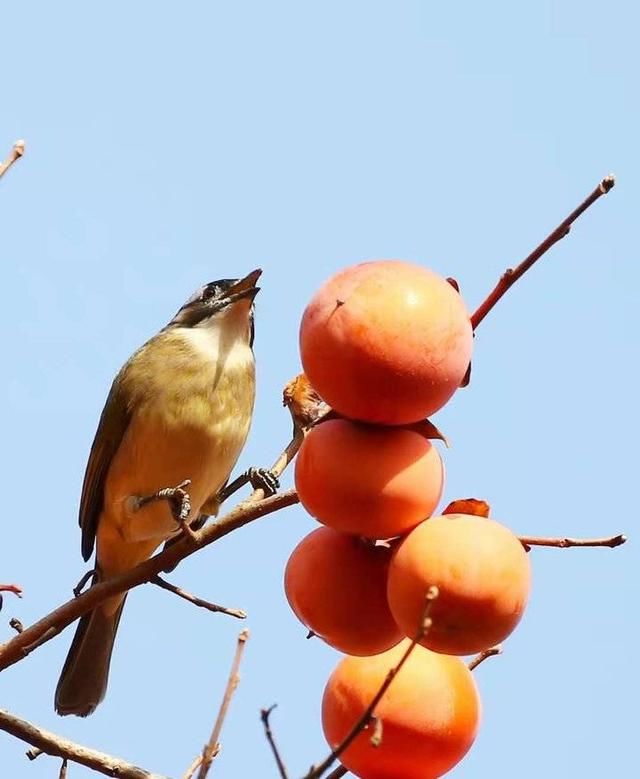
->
[{"left": 248, "top": 467, "right": 279, "bottom": 496}]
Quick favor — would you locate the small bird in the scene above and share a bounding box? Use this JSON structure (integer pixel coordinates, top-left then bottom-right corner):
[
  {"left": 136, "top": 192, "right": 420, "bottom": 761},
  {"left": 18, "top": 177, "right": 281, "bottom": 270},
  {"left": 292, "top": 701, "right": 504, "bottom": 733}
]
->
[{"left": 55, "top": 269, "right": 269, "bottom": 717}]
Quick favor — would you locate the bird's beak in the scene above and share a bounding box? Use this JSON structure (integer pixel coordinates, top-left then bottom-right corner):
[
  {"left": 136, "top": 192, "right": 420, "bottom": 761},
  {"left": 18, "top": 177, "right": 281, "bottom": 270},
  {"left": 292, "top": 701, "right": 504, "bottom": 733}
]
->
[{"left": 223, "top": 268, "right": 262, "bottom": 306}]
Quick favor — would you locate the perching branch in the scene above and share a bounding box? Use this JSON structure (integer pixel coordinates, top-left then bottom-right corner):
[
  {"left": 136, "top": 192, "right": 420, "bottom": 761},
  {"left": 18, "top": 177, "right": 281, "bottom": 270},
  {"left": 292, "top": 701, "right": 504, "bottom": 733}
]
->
[
  {"left": 0, "top": 140, "right": 25, "bottom": 180},
  {"left": 261, "top": 705, "right": 290, "bottom": 779},
  {"left": 0, "top": 488, "right": 299, "bottom": 672},
  {"left": 150, "top": 575, "right": 246, "bottom": 620},
  {"left": 0, "top": 709, "right": 165, "bottom": 778},
  {"left": 519, "top": 533, "right": 626, "bottom": 551},
  {"left": 303, "top": 586, "right": 440, "bottom": 779},
  {"left": 471, "top": 175, "right": 615, "bottom": 330},
  {"left": 468, "top": 645, "right": 502, "bottom": 672},
  {"left": 195, "top": 629, "right": 250, "bottom": 779}
]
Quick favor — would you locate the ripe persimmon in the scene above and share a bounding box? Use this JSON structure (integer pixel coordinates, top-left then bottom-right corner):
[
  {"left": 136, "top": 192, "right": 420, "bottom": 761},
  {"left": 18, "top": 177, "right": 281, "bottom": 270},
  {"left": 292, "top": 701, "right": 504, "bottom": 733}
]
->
[
  {"left": 284, "top": 527, "right": 402, "bottom": 655},
  {"left": 294, "top": 418, "right": 444, "bottom": 539},
  {"left": 299, "top": 260, "right": 473, "bottom": 425},
  {"left": 322, "top": 640, "right": 480, "bottom": 779},
  {"left": 387, "top": 514, "right": 531, "bottom": 655}
]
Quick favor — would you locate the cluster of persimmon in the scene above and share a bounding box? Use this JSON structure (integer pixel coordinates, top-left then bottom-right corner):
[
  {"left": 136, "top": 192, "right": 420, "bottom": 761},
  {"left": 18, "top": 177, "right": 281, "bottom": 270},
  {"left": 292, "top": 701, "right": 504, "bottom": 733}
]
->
[{"left": 284, "top": 260, "right": 532, "bottom": 779}]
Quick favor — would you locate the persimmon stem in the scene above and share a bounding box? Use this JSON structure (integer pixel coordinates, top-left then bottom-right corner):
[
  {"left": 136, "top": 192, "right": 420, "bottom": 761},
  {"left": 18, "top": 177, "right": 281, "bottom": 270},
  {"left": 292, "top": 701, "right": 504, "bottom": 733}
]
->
[
  {"left": 471, "top": 175, "right": 615, "bottom": 330},
  {"left": 303, "top": 586, "right": 439, "bottom": 779}
]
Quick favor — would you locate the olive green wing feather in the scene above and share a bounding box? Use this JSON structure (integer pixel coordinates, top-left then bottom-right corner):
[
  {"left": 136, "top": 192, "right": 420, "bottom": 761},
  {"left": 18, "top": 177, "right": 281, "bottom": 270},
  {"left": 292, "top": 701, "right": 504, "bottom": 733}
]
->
[{"left": 79, "top": 373, "right": 132, "bottom": 562}]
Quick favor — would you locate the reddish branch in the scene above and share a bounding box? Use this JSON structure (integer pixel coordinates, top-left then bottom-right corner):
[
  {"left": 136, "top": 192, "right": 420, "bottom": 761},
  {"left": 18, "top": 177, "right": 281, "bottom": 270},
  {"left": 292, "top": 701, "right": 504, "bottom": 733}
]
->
[
  {"left": 260, "top": 705, "right": 290, "bottom": 779},
  {"left": 0, "top": 709, "right": 164, "bottom": 778},
  {"left": 471, "top": 175, "right": 615, "bottom": 330}
]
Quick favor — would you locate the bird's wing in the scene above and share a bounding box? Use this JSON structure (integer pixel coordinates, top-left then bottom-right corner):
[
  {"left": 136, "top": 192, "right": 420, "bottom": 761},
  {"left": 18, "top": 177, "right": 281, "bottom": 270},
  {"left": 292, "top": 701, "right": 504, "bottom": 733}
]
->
[{"left": 79, "top": 371, "right": 133, "bottom": 561}]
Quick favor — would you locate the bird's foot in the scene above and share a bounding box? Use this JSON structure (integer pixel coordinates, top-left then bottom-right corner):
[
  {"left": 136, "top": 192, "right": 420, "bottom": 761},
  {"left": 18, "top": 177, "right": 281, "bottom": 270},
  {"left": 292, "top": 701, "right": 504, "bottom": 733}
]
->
[
  {"left": 73, "top": 569, "right": 98, "bottom": 597},
  {"left": 135, "top": 479, "right": 198, "bottom": 544},
  {"left": 248, "top": 467, "right": 279, "bottom": 496}
]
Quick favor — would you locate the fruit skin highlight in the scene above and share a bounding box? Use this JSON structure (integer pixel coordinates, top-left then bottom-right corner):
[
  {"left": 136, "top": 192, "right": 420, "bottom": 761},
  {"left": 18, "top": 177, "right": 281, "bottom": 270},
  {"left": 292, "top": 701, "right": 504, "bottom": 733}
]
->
[
  {"left": 284, "top": 527, "right": 402, "bottom": 656},
  {"left": 294, "top": 418, "right": 445, "bottom": 539},
  {"left": 387, "top": 514, "right": 531, "bottom": 655},
  {"left": 322, "top": 640, "right": 481, "bottom": 779},
  {"left": 299, "top": 260, "right": 473, "bottom": 425}
]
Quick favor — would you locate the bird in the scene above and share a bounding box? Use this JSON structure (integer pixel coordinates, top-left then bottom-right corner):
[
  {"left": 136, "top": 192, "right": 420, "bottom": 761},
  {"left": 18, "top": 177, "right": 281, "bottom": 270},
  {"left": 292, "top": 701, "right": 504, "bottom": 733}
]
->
[{"left": 55, "top": 269, "right": 271, "bottom": 717}]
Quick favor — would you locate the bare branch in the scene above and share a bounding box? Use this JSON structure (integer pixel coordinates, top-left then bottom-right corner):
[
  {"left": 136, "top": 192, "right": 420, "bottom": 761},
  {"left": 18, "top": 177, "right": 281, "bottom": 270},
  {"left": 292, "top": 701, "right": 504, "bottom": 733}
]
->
[
  {"left": 182, "top": 756, "right": 203, "bottom": 779},
  {"left": 468, "top": 645, "right": 502, "bottom": 671},
  {"left": 0, "top": 584, "right": 23, "bottom": 597},
  {"left": 519, "top": 533, "right": 626, "bottom": 551},
  {"left": 0, "top": 488, "right": 299, "bottom": 672},
  {"left": 59, "top": 758, "right": 69, "bottom": 779},
  {"left": 325, "top": 768, "right": 348, "bottom": 779},
  {"left": 304, "top": 586, "right": 440, "bottom": 779},
  {"left": 0, "top": 140, "right": 25, "bottom": 180},
  {"left": 0, "top": 709, "right": 165, "bottom": 778},
  {"left": 261, "top": 705, "right": 290, "bottom": 779},
  {"left": 471, "top": 175, "right": 615, "bottom": 330},
  {"left": 150, "top": 576, "right": 246, "bottom": 620},
  {"left": 195, "top": 629, "right": 250, "bottom": 779}
]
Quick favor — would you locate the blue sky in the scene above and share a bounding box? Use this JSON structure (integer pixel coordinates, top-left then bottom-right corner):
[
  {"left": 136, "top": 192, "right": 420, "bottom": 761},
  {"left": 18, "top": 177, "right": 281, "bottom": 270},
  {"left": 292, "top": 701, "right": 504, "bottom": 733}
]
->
[{"left": 1, "top": 1, "right": 637, "bottom": 777}]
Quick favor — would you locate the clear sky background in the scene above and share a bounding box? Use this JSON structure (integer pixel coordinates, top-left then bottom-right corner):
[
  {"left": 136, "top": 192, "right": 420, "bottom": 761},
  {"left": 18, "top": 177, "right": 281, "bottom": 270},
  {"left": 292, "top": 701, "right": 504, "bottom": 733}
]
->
[{"left": 1, "top": 2, "right": 637, "bottom": 777}]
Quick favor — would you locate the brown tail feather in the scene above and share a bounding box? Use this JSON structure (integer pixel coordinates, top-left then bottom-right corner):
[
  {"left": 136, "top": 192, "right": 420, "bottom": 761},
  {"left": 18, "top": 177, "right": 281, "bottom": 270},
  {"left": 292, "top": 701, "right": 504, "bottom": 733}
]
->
[{"left": 54, "top": 597, "right": 126, "bottom": 717}]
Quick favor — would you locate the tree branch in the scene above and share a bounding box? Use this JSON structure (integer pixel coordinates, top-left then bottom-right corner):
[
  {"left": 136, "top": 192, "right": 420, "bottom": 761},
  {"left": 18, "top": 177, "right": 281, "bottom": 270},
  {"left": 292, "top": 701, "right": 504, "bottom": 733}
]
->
[
  {"left": 0, "top": 139, "right": 25, "bottom": 180},
  {"left": 0, "top": 488, "right": 299, "bottom": 672},
  {"left": 471, "top": 175, "right": 615, "bottom": 330},
  {"left": 468, "top": 645, "right": 502, "bottom": 671},
  {"left": 0, "top": 709, "right": 165, "bottom": 778},
  {"left": 519, "top": 533, "right": 626, "bottom": 550},
  {"left": 150, "top": 576, "right": 246, "bottom": 619},
  {"left": 261, "top": 705, "right": 290, "bottom": 779},
  {"left": 304, "top": 586, "right": 440, "bottom": 779},
  {"left": 195, "top": 629, "right": 250, "bottom": 779}
]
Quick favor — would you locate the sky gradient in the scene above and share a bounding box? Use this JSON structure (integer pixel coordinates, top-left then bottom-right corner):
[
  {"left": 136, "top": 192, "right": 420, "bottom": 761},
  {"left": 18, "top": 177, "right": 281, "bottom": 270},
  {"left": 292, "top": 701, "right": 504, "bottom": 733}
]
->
[{"left": 1, "top": 2, "right": 637, "bottom": 777}]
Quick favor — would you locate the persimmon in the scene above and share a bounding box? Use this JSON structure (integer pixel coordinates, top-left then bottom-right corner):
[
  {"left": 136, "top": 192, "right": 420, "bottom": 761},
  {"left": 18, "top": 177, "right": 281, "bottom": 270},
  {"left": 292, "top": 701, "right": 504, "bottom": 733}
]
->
[
  {"left": 284, "top": 527, "right": 402, "bottom": 655},
  {"left": 322, "top": 640, "right": 480, "bottom": 779},
  {"left": 387, "top": 514, "right": 531, "bottom": 655},
  {"left": 294, "top": 418, "right": 444, "bottom": 539},
  {"left": 299, "top": 260, "right": 473, "bottom": 425}
]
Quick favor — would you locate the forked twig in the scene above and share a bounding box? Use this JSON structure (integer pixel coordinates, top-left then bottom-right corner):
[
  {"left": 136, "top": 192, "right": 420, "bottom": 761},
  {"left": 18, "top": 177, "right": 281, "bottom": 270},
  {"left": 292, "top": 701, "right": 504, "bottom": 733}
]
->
[{"left": 471, "top": 175, "right": 615, "bottom": 329}]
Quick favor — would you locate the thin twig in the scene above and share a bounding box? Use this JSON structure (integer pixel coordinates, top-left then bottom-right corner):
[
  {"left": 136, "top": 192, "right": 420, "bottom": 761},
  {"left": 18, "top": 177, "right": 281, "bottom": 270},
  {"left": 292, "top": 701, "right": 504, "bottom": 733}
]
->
[
  {"left": 519, "top": 533, "right": 626, "bottom": 551},
  {"left": 471, "top": 175, "right": 615, "bottom": 330},
  {"left": 468, "top": 645, "right": 502, "bottom": 671},
  {"left": 0, "top": 709, "right": 165, "bottom": 778},
  {"left": 26, "top": 747, "right": 43, "bottom": 761},
  {"left": 304, "top": 586, "right": 440, "bottom": 779},
  {"left": 325, "top": 768, "right": 348, "bottom": 779},
  {"left": 0, "top": 488, "right": 299, "bottom": 672},
  {"left": 261, "top": 705, "right": 290, "bottom": 779},
  {"left": 151, "top": 576, "right": 246, "bottom": 619},
  {"left": 196, "top": 629, "right": 250, "bottom": 779},
  {"left": 0, "top": 584, "right": 23, "bottom": 597},
  {"left": 182, "top": 756, "right": 203, "bottom": 779},
  {"left": 0, "top": 140, "right": 25, "bottom": 180},
  {"left": 59, "top": 758, "right": 69, "bottom": 779}
]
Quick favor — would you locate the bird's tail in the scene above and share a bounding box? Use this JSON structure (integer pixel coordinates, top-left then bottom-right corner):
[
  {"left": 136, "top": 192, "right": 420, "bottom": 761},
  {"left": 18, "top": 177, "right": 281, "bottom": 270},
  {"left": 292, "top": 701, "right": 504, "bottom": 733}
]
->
[{"left": 54, "top": 595, "right": 126, "bottom": 717}]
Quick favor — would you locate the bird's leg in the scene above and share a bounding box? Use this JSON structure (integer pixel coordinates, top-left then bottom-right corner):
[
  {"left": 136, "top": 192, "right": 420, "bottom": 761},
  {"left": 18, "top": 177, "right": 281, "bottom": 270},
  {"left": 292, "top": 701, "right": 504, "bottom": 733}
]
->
[
  {"left": 134, "top": 479, "right": 198, "bottom": 543},
  {"left": 216, "top": 467, "right": 280, "bottom": 505},
  {"left": 72, "top": 569, "right": 99, "bottom": 597}
]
